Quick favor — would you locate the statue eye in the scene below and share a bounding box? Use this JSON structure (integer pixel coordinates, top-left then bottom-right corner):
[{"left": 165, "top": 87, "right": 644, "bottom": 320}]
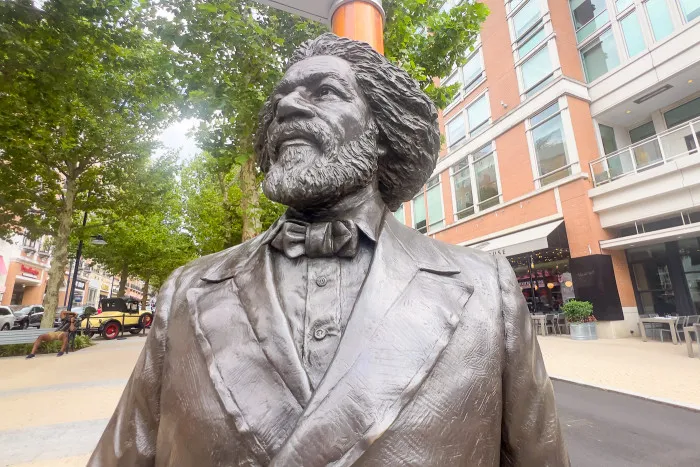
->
[{"left": 316, "top": 85, "right": 339, "bottom": 98}]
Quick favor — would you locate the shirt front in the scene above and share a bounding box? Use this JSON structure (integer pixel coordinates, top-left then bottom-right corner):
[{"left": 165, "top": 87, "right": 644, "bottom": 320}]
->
[{"left": 270, "top": 193, "right": 385, "bottom": 389}]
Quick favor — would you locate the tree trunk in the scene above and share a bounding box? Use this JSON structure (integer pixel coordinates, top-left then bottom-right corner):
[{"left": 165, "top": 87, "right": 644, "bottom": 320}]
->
[
  {"left": 117, "top": 263, "right": 128, "bottom": 297},
  {"left": 239, "top": 156, "right": 261, "bottom": 241},
  {"left": 40, "top": 178, "right": 77, "bottom": 328},
  {"left": 141, "top": 275, "right": 150, "bottom": 309}
]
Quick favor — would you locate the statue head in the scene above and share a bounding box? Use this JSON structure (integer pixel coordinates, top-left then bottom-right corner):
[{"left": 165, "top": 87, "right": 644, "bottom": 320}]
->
[{"left": 255, "top": 33, "right": 440, "bottom": 212}]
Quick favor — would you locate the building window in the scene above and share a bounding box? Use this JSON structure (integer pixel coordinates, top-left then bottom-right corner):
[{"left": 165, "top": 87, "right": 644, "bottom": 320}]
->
[
  {"left": 615, "top": 0, "right": 634, "bottom": 11},
  {"left": 629, "top": 121, "right": 656, "bottom": 143},
  {"left": 513, "top": 0, "right": 543, "bottom": 40},
  {"left": 22, "top": 237, "right": 37, "bottom": 249},
  {"left": 599, "top": 124, "right": 618, "bottom": 154},
  {"left": 412, "top": 193, "right": 427, "bottom": 233},
  {"left": 531, "top": 103, "right": 571, "bottom": 185},
  {"left": 446, "top": 113, "right": 467, "bottom": 149},
  {"left": 393, "top": 204, "right": 406, "bottom": 224},
  {"left": 440, "top": 48, "right": 485, "bottom": 110},
  {"left": 450, "top": 142, "right": 501, "bottom": 220},
  {"left": 663, "top": 96, "right": 700, "bottom": 128},
  {"left": 645, "top": 0, "right": 675, "bottom": 41},
  {"left": 426, "top": 176, "right": 445, "bottom": 231},
  {"left": 570, "top": 0, "right": 610, "bottom": 42},
  {"left": 619, "top": 11, "right": 645, "bottom": 58},
  {"left": 467, "top": 93, "right": 490, "bottom": 136},
  {"left": 517, "top": 26, "right": 547, "bottom": 58},
  {"left": 442, "top": 70, "right": 462, "bottom": 108},
  {"left": 580, "top": 28, "right": 620, "bottom": 82},
  {"left": 462, "top": 49, "right": 485, "bottom": 94},
  {"left": 521, "top": 46, "right": 554, "bottom": 96},
  {"left": 678, "top": 0, "right": 700, "bottom": 21}
]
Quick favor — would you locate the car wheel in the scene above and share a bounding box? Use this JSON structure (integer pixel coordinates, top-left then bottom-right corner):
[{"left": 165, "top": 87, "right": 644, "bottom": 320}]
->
[
  {"left": 1, "top": 323, "right": 9, "bottom": 331},
  {"left": 21, "top": 322, "right": 29, "bottom": 330},
  {"left": 87, "top": 331, "right": 96, "bottom": 338},
  {"left": 102, "top": 322, "right": 121, "bottom": 340},
  {"left": 129, "top": 329, "right": 142, "bottom": 335}
]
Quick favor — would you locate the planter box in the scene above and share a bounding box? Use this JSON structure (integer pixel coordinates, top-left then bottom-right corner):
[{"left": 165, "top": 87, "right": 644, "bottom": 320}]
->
[{"left": 570, "top": 322, "right": 597, "bottom": 340}]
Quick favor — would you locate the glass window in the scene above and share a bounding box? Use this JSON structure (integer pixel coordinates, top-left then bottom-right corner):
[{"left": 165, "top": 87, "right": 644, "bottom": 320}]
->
[
  {"left": 451, "top": 160, "right": 474, "bottom": 219},
  {"left": 599, "top": 124, "right": 618, "bottom": 154},
  {"left": 569, "top": 0, "right": 608, "bottom": 30},
  {"left": 620, "top": 12, "right": 646, "bottom": 58},
  {"left": 426, "top": 178, "right": 444, "bottom": 231},
  {"left": 532, "top": 105, "right": 570, "bottom": 184},
  {"left": 629, "top": 121, "right": 656, "bottom": 143},
  {"left": 518, "top": 27, "right": 546, "bottom": 58},
  {"left": 513, "top": 0, "right": 542, "bottom": 39},
  {"left": 463, "top": 50, "right": 484, "bottom": 92},
  {"left": 446, "top": 113, "right": 467, "bottom": 148},
  {"left": 442, "top": 70, "right": 462, "bottom": 107},
  {"left": 467, "top": 94, "right": 490, "bottom": 136},
  {"left": 664, "top": 97, "right": 700, "bottom": 128},
  {"left": 616, "top": 0, "right": 633, "bottom": 11},
  {"left": 570, "top": 0, "right": 610, "bottom": 42},
  {"left": 521, "top": 46, "right": 553, "bottom": 93},
  {"left": 646, "top": 0, "right": 674, "bottom": 41},
  {"left": 678, "top": 0, "right": 700, "bottom": 22},
  {"left": 474, "top": 151, "right": 500, "bottom": 209},
  {"left": 413, "top": 193, "right": 427, "bottom": 233},
  {"left": 393, "top": 204, "right": 405, "bottom": 224},
  {"left": 580, "top": 29, "right": 620, "bottom": 82}
]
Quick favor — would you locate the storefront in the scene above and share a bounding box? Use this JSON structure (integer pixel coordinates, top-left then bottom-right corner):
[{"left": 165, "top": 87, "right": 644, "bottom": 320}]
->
[
  {"left": 6, "top": 263, "right": 47, "bottom": 306},
  {"left": 626, "top": 237, "right": 700, "bottom": 316},
  {"left": 467, "top": 219, "right": 624, "bottom": 320}
]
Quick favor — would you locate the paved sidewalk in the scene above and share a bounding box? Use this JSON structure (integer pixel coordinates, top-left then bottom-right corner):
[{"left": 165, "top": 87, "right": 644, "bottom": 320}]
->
[
  {"left": 538, "top": 335, "right": 700, "bottom": 409},
  {"left": 2, "top": 332, "right": 699, "bottom": 466},
  {"left": 0, "top": 336, "right": 147, "bottom": 467}
]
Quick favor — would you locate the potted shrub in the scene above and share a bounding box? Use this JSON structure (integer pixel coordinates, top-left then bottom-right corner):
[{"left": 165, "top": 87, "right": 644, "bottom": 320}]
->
[{"left": 562, "top": 300, "right": 597, "bottom": 340}]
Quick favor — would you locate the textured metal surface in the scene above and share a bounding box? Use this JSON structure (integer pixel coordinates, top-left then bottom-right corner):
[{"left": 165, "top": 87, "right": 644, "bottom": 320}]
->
[{"left": 88, "top": 34, "right": 569, "bottom": 466}]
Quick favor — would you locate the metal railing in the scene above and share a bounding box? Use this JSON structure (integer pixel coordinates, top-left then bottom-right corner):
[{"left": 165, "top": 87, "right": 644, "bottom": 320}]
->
[{"left": 590, "top": 117, "right": 700, "bottom": 187}]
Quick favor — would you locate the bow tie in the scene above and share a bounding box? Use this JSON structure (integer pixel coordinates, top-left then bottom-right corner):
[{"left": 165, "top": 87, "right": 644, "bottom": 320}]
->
[{"left": 270, "top": 219, "right": 359, "bottom": 259}]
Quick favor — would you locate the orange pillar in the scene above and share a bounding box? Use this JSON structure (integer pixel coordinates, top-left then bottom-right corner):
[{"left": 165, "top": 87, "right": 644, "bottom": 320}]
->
[{"left": 331, "top": 1, "right": 385, "bottom": 55}]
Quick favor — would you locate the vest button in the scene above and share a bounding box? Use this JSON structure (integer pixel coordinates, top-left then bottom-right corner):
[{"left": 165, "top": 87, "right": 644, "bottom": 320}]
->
[
  {"left": 316, "top": 276, "right": 328, "bottom": 287},
  {"left": 313, "top": 328, "right": 327, "bottom": 340}
]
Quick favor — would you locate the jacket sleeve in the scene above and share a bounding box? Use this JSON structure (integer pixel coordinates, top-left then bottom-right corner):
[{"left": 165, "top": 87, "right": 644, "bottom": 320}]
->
[
  {"left": 87, "top": 266, "right": 184, "bottom": 466},
  {"left": 497, "top": 255, "right": 570, "bottom": 467}
]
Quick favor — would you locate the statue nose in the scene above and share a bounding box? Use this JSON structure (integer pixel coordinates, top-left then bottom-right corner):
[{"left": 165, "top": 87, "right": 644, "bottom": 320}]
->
[{"left": 276, "top": 92, "right": 314, "bottom": 123}]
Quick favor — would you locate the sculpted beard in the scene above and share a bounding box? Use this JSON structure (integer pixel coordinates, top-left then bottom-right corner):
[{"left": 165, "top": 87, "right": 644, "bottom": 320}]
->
[{"left": 262, "top": 119, "right": 380, "bottom": 209}]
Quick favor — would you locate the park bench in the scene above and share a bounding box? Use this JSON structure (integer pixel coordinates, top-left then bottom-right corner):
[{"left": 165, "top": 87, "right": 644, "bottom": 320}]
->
[{"left": 0, "top": 328, "right": 55, "bottom": 346}]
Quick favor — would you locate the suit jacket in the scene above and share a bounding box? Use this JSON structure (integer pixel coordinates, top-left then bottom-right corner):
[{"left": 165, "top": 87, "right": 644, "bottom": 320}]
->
[{"left": 88, "top": 213, "right": 569, "bottom": 467}]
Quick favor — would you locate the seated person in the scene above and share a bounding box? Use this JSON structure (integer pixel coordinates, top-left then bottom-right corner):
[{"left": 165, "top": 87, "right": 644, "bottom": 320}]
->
[{"left": 26, "top": 310, "right": 78, "bottom": 359}]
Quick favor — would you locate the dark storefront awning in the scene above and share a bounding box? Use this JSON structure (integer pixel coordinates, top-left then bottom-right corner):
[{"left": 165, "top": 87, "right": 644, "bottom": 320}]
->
[{"left": 468, "top": 220, "right": 567, "bottom": 257}]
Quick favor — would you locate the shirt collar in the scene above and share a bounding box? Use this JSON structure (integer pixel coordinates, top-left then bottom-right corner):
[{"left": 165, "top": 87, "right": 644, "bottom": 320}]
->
[{"left": 282, "top": 189, "right": 386, "bottom": 243}]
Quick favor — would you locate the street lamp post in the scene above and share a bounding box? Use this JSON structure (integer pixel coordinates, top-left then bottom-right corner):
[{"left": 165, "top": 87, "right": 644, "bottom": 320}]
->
[
  {"left": 252, "top": 0, "right": 385, "bottom": 53},
  {"left": 66, "top": 211, "right": 107, "bottom": 312}
]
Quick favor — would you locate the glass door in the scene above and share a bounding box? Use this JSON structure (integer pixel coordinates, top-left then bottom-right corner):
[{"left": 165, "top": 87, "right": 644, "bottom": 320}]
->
[
  {"left": 627, "top": 244, "right": 676, "bottom": 315},
  {"left": 678, "top": 237, "right": 700, "bottom": 313}
]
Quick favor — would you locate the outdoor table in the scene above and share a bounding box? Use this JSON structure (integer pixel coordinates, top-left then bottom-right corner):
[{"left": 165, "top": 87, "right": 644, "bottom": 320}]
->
[
  {"left": 639, "top": 317, "right": 679, "bottom": 345},
  {"left": 530, "top": 314, "right": 547, "bottom": 336},
  {"left": 683, "top": 324, "right": 700, "bottom": 358}
]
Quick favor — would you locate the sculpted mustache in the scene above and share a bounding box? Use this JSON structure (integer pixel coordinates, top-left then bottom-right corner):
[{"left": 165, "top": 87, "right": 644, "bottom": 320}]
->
[{"left": 267, "top": 120, "right": 334, "bottom": 154}]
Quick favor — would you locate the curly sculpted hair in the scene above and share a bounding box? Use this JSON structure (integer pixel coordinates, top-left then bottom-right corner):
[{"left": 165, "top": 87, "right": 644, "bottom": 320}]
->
[{"left": 254, "top": 33, "right": 440, "bottom": 211}]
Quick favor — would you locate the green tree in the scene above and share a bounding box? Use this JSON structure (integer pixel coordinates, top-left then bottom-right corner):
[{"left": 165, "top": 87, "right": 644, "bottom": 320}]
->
[
  {"left": 0, "top": 0, "right": 179, "bottom": 327},
  {"left": 159, "top": 0, "right": 487, "bottom": 248}
]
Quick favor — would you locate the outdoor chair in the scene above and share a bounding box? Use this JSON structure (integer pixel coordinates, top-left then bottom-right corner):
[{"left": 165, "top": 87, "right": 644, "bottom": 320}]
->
[
  {"left": 662, "top": 316, "right": 687, "bottom": 342},
  {"left": 545, "top": 314, "right": 558, "bottom": 335},
  {"left": 556, "top": 313, "right": 569, "bottom": 335}
]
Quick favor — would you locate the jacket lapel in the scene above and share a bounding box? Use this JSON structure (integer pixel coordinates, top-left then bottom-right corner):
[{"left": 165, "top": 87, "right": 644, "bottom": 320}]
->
[
  {"left": 191, "top": 229, "right": 313, "bottom": 464},
  {"left": 271, "top": 215, "right": 474, "bottom": 467}
]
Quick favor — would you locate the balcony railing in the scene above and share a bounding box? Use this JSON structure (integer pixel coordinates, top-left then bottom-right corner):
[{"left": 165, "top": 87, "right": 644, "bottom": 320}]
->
[{"left": 590, "top": 117, "right": 700, "bottom": 187}]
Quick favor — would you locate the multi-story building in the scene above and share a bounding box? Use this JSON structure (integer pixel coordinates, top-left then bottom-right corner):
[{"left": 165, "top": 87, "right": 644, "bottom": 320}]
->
[
  {"left": 0, "top": 235, "right": 51, "bottom": 306},
  {"left": 394, "top": 0, "right": 700, "bottom": 337}
]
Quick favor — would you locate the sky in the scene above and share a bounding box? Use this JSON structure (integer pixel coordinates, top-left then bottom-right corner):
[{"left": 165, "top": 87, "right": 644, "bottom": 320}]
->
[{"left": 156, "top": 118, "right": 201, "bottom": 162}]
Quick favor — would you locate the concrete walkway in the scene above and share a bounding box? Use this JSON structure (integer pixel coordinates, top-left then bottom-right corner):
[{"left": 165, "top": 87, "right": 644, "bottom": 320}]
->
[
  {"left": 538, "top": 335, "right": 700, "bottom": 409},
  {"left": 1, "top": 332, "right": 699, "bottom": 466}
]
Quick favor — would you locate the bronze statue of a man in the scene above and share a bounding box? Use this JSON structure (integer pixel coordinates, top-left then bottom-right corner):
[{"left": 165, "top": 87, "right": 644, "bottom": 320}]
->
[{"left": 89, "top": 33, "right": 569, "bottom": 466}]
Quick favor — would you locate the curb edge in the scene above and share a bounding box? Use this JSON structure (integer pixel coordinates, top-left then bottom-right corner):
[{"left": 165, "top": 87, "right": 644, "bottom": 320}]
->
[{"left": 549, "top": 375, "right": 700, "bottom": 412}]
